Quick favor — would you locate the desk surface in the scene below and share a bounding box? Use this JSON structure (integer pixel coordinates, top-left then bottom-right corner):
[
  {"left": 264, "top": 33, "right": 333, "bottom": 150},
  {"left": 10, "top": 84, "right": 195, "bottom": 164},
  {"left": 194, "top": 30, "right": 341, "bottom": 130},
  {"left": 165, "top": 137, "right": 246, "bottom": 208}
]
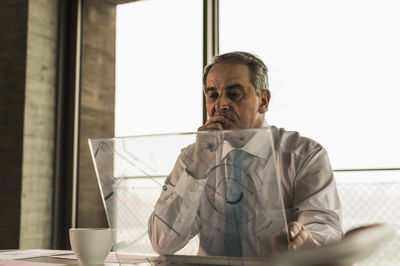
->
[
  {"left": 0, "top": 224, "right": 397, "bottom": 266},
  {"left": 0, "top": 250, "right": 148, "bottom": 266},
  {"left": 6, "top": 252, "right": 272, "bottom": 266}
]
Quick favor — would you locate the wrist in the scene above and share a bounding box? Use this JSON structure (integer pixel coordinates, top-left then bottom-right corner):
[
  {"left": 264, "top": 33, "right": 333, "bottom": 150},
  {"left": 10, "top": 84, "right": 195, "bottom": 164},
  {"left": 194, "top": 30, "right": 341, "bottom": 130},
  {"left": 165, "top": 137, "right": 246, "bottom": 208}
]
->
[{"left": 187, "top": 162, "right": 208, "bottom": 179}]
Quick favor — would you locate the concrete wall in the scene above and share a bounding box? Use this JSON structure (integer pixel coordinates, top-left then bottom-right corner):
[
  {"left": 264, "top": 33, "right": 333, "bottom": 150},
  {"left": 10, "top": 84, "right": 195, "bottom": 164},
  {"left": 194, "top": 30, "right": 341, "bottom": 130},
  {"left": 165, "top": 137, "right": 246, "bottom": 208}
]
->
[
  {"left": 0, "top": 0, "right": 58, "bottom": 248},
  {"left": 0, "top": 0, "right": 115, "bottom": 247},
  {"left": 19, "top": 0, "right": 59, "bottom": 248}
]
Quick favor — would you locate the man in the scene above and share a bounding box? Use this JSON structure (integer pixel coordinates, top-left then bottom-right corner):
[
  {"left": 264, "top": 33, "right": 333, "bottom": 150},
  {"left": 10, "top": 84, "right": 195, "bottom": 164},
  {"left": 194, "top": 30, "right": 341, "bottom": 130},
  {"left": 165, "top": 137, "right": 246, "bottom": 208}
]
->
[{"left": 148, "top": 51, "right": 342, "bottom": 257}]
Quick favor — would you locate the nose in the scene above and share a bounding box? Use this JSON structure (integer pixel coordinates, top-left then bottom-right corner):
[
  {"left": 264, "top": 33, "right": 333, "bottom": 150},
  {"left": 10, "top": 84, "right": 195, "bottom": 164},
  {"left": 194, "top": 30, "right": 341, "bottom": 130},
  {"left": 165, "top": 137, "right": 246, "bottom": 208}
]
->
[{"left": 215, "top": 94, "right": 229, "bottom": 113}]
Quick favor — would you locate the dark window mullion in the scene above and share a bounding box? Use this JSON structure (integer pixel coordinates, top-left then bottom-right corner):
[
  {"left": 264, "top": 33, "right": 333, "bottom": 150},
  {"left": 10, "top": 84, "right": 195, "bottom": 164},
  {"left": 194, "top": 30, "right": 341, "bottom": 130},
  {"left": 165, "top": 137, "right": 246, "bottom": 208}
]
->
[{"left": 202, "top": 0, "right": 219, "bottom": 124}]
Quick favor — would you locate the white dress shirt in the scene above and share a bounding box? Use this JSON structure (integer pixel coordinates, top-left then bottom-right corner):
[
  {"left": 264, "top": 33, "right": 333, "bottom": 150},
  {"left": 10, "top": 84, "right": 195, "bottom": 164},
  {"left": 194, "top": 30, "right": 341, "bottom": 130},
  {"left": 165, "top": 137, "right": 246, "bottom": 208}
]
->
[{"left": 148, "top": 125, "right": 343, "bottom": 257}]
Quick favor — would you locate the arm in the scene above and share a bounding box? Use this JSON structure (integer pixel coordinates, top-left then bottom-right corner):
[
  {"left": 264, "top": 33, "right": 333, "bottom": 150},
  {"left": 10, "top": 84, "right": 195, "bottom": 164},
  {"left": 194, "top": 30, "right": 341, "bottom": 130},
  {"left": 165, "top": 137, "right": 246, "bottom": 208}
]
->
[
  {"left": 148, "top": 117, "right": 226, "bottom": 254},
  {"left": 148, "top": 147, "right": 207, "bottom": 255},
  {"left": 291, "top": 145, "right": 343, "bottom": 248}
]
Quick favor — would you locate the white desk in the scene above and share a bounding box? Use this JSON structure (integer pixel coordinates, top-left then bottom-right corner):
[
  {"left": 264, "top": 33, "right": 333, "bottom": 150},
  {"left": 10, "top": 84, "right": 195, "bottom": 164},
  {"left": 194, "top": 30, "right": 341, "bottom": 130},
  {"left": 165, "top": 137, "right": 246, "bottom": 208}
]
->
[{"left": 0, "top": 225, "right": 395, "bottom": 266}]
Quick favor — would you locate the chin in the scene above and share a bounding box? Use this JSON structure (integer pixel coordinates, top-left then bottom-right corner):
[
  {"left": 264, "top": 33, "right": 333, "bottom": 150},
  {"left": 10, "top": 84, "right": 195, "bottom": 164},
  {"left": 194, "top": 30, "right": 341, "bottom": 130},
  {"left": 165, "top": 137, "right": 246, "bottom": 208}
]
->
[{"left": 222, "top": 120, "right": 239, "bottom": 130}]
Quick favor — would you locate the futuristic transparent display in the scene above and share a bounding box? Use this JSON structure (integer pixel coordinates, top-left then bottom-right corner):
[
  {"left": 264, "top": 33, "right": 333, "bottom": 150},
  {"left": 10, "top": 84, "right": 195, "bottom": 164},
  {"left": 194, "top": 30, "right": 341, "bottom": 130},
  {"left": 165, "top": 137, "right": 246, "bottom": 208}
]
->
[{"left": 89, "top": 128, "right": 289, "bottom": 260}]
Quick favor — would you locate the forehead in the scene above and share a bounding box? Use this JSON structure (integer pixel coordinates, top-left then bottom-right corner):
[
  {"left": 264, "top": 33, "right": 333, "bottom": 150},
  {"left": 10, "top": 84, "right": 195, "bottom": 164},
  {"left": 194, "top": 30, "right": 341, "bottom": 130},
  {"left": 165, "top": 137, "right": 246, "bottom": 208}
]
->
[{"left": 206, "top": 63, "right": 251, "bottom": 87}]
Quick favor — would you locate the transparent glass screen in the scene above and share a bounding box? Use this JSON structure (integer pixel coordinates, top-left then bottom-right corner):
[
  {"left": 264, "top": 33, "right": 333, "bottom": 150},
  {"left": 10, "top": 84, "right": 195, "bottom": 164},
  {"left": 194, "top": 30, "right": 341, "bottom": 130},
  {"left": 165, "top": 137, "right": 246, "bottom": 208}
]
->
[{"left": 89, "top": 128, "right": 289, "bottom": 263}]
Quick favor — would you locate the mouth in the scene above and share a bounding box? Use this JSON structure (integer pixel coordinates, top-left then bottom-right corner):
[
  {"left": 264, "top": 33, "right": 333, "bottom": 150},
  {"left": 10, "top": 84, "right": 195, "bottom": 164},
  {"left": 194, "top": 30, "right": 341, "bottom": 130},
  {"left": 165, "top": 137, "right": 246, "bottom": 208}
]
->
[
  {"left": 212, "top": 112, "right": 237, "bottom": 129},
  {"left": 219, "top": 118, "right": 234, "bottom": 129},
  {"left": 220, "top": 113, "right": 235, "bottom": 122},
  {"left": 223, "top": 116, "right": 237, "bottom": 129}
]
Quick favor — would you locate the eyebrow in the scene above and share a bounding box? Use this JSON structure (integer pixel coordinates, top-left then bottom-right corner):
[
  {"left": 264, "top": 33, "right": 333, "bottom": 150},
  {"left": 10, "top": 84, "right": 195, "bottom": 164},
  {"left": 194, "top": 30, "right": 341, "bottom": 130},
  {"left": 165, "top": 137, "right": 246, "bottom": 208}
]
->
[
  {"left": 205, "top": 87, "right": 217, "bottom": 94},
  {"left": 205, "top": 83, "right": 244, "bottom": 93},
  {"left": 225, "top": 84, "right": 244, "bottom": 91}
]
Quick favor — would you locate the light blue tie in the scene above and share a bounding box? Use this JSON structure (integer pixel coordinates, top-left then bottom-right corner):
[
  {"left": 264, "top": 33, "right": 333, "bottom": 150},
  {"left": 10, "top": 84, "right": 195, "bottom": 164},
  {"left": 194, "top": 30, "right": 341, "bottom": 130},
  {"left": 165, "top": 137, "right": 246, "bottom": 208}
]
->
[{"left": 224, "top": 149, "right": 247, "bottom": 257}]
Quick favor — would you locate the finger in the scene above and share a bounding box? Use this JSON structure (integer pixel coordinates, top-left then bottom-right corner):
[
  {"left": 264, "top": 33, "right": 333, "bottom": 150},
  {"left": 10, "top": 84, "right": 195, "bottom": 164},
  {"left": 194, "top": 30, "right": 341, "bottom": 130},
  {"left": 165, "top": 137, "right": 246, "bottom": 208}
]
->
[
  {"left": 205, "top": 122, "right": 224, "bottom": 131},
  {"left": 289, "top": 231, "right": 304, "bottom": 250},
  {"left": 288, "top": 222, "right": 303, "bottom": 240},
  {"left": 202, "top": 116, "right": 228, "bottom": 130},
  {"left": 207, "top": 115, "right": 228, "bottom": 125},
  {"left": 199, "top": 121, "right": 224, "bottom": 131},
  {"left": 288, "top": 230, "right": 308, "bottom": 250},
  {"left": 272, "top": 233, "right": 289, "bottom": 253}
]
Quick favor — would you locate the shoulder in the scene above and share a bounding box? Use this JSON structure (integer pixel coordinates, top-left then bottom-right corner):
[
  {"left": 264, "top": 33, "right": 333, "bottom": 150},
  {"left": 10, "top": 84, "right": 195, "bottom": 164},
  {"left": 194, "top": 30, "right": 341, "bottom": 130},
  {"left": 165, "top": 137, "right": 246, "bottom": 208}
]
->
[{"left": 270, "top": 125, "right": 325, "bottom": 157}]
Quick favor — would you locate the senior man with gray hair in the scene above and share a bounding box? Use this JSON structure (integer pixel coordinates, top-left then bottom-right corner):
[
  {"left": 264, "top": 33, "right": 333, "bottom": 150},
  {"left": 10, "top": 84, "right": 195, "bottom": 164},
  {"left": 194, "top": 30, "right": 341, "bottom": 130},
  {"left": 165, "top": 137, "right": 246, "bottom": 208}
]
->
[{"left": 148, "top": 51, "right": 342, "bottom": 257}]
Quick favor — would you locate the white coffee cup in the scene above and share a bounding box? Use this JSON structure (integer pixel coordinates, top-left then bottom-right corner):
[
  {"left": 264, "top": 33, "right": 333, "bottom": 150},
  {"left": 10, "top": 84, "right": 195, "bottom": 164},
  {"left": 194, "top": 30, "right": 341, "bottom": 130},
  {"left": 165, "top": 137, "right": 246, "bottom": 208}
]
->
[{"left": 69, "top": 228, "right": 114, "bottom": 264}]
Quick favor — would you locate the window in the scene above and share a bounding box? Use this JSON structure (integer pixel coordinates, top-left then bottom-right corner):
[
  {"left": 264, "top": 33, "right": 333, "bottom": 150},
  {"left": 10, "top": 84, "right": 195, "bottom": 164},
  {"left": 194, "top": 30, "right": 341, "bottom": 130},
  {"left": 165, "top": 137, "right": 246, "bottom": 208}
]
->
[
  {"left": 113, "top": 0, "right": 203, "bottom": 254},
  {"left": 109, "top": 0, "right": 399, "bottom": 261},
  {"left": 219, "top": 1, "right": 400, "bottom": 263},
  {"left": 115, "top": 0, "right": 203, "bottom": 137},
  {"left": 220, "top": 0, "right": 400, "bottom": 170}
]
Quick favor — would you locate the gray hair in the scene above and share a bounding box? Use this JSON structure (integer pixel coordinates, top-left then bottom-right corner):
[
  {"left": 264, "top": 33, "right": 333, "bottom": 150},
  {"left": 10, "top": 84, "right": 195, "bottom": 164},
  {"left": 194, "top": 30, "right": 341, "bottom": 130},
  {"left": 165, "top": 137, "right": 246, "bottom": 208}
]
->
[{"left": 202, "top": 51, "right": 269, "bottom": 96}]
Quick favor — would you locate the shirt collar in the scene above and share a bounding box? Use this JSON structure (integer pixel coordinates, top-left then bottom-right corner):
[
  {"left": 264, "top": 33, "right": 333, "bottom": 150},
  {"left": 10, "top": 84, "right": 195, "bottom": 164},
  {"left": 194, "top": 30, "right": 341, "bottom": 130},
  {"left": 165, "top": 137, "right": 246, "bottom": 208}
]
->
[{"left": 221, "top": 121, "right": 272, "bottom": 160}]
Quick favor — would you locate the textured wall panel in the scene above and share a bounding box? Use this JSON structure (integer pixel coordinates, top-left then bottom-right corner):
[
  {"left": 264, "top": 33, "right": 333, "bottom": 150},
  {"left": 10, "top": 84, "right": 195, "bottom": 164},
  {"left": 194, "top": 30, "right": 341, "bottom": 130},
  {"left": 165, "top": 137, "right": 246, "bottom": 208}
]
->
[
  {"left": 78, "top": 0, "right": 115, "bottom": 227},
  {"left": 19, "top": 0, "right": 59, "bottom": 248}
]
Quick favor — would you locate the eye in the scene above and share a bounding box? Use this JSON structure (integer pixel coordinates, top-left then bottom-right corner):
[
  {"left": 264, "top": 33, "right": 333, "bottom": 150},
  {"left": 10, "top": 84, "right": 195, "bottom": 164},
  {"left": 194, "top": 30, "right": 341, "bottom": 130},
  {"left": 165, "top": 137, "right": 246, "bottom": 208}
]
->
[
  {"left": 227, "top": 90, "right": 243, "bottom": 100},
  {"left": 207, "top": 92, "right": 218, "bottom": 102}
]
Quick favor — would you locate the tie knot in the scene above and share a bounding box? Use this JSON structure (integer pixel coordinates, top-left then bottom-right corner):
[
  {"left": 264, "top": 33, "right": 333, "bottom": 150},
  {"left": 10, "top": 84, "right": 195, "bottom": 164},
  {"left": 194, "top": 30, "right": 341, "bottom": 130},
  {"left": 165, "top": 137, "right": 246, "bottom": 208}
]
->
[{"left": 229, "top": 149, "right": 247, "bottom": 165}]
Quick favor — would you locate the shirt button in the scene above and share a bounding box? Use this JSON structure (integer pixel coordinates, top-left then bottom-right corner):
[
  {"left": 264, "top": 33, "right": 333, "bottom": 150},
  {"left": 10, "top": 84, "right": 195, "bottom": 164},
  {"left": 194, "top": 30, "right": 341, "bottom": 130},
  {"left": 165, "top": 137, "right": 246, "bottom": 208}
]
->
[{"left": 163, "top": 185, "right": 167, "bottom": 191}]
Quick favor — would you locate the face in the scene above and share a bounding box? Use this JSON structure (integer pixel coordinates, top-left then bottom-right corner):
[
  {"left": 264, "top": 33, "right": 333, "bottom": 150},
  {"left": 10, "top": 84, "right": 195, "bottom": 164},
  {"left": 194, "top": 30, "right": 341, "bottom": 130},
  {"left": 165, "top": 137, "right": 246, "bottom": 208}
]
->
[{"left": 205, "top": 63, "right": 270, "bottom": 129}]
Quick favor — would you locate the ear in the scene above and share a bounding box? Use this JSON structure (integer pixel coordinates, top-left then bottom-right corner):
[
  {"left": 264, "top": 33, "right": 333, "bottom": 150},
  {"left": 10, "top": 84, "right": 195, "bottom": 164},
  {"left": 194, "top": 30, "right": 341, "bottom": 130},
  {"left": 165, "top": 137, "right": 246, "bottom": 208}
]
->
[{"left": 258, "top": 89, "right": 271, "bottom": 114}]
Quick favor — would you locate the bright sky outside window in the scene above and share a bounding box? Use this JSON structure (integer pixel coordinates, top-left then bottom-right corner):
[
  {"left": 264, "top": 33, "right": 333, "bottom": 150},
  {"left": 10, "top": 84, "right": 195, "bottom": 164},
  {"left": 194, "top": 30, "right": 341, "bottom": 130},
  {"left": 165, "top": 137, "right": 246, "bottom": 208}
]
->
[
  {"left": 115, "top": 0, "right": 202, "bottom": 137},
  {"left": 220, "top": 0, "right": 400, "bottom": 170}
]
